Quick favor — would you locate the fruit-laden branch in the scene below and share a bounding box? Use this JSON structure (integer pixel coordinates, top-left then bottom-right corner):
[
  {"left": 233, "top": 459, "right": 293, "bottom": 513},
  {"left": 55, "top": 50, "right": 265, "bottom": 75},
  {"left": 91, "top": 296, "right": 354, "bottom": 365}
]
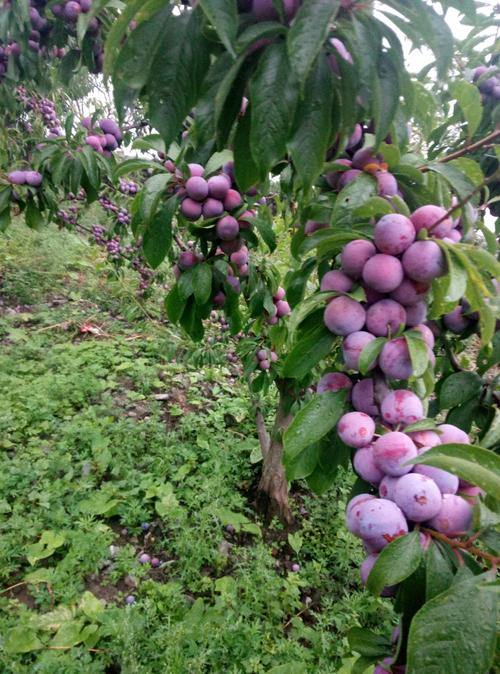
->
[
  {"left": 423, "top": 528, "right": 500, "bottom": 565},
  {"left": 419, "top": 128, "right": 500, "bottom": 172}
]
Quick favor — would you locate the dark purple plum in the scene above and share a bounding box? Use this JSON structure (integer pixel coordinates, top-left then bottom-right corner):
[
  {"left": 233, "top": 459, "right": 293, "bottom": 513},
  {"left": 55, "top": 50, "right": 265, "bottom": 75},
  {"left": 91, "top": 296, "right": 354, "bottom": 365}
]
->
[
  {"left": 357, "top": 498, "right": 408, "bottom": 550},
  {"left": 304, "top": 220, "right": 329, "bottom": 235},
  {"left": 320, "top": 270, "right": 353, "bottom": 293},
  {"left": 374, "top": 214, "right": 415, "bottom": 255},
  {"left": 391, "top": 278, "right": 429, "bottom": 306},
  {"left": 202, "top": 198, "right": 224, "bottom": 219},
  {"left": 443, "top": 305, "right": 471, "bottom": 333},
  {"left": 181, "top": 198, "right": 203, "bottom": 221},
  {"left": 178, "top": 251, "right": 198, "bottom": 270},
  {"left": 99, "top": 118, "right": 121, "bottom": 140},
  {"left": 216, "top": 215, "right": 239, "bottom": 240},
  {"left": 208, "top": 175, "right": 230, "bottom": 200},
  {"left": 376, "top": 171, "right": 399, "bottom": 197},
  {"left": 337, "top": 411, "right": 375, "bottom": 448},
  {"left": 317, "top": 372, "right": 352, "bottom": 394},
  {"left": 354, "top": 444, "right": 385, "bottom": 484},
  {"left": 410, "top": 204, "right": 453, "bottom": 240},
  {"left": 426, "top": 494, "right": 472, "bottom": 534},
  {"left": 338, "top": 169, "right": 362, "bottom": 189},
  {"left": 373, "top": 432, "right": 417, "bottom": 476},
  {"left": 341, "top": 239, "right": 376, "bottom": 278},
  {"left": 324, "top": 297, "right": 366, "bottom": 336},
  {"left": 366, "top": 299, "right": 406, "bottom": 337},
  {"left": 352, "top": 378, "right": 379, "bottom": 416},
  {"left": 224, "top": 189, "right": 243, "bottom": 211},
  {"left": 186, "top": 176, "right": 209, "bottom": 202},
  {"left": 230, "top": 246, "right": 249, "bottom": 266},
  {"left": 405, "top": 301, "right": 427, "bottom": 327},
  {"left": 414, "top": 447, "right": 459, "bottom": 494}
]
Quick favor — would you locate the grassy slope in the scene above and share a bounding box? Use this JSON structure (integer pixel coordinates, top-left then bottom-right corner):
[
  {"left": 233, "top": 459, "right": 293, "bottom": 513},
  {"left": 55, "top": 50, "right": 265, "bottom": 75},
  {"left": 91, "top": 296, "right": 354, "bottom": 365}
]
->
[{"left": 0, "top": 224, "right": 392, "bottom": 674}]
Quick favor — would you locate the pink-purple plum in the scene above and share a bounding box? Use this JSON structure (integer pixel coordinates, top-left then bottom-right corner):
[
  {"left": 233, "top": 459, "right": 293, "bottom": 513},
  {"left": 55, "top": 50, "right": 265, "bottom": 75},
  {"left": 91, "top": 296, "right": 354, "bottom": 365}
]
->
[
  {"left": 411, "top": 323, "right": 435, "bottom": 348},
  {"left": 8, "top": 170, "right": 27, "bottom": 185},
  {"left": 346, "top": 494, "right": 376, "bottom": 536},
  {"left": 238, "top": 263, "right": 249, "bottom": 276},
  {"left": 186, "top": 176, "right": 209, "bottom": 202},
  {"left": 64, "top": 1, "right": 81, "bottom": 19},
  {"left": 376, "top": 171, "right": 399, "bottom": 197},
  {"left": 341, "top": 239, "right": 376, "bottom": 278},
  {"left": 338, "top": 169, "right": 362, "bottom": 189},
  {"left": 381, "top": 389, "right": 424, "bottom": 427},
  {"left": 304, "top": 220, "right": 329, "bottom": 235},
  {"left": 374, "top": 214, "right": 416, "bottom": 255},
  {"left": 394, "top": 473, "right": 442, "bottom": 521},
  {"left": 80, "top": 0, "right": 92, "bottom": 11},
  {"left": 362, "top": 254, "right": 404, "bottom": 294},
  {"left": 151, "top": 557, "right": 160, "bottom": 568},
  {"left": 188, "top": 163, "right": 205, "bottom": 177},
  {"left": 216, "top": 215, "right": 239, "bottom": 240},
  {"left": 317, "top": 372, "right": 352, "bottom": 394},
  {"left": 413, "top": 447, "right": 459, "bottom": 494},
  {"left": 426, "top": 494, "right": 472, "bottom": 534},
  {"left": 104, "top": 133, "right": 118, "bottom": 150},
  {"left": 443, "top": 305, "right": 471, "bottom": 333},
  {"left": 213, "top": 291, "right": 225, "bottom": 306},
  {"left": 139, "top": 553, "right": 151, "bottom": 564},
  {"left": 391, "top": 278, "right": 429, "bottom": 306},
  {"left": 352, "top": 378, "right": 379, "bottom": 416},
  {"left": 405, "top": 301, "right": 427, "bottom": 327},
  {"left": 342, "top": 331, "right": 376, "bottom": 371},
  {"left": 351, "top": 147, "right": 379, "bottom": 170},
  {"left": 181, "top": 198, "right": 203, "bottom": 221},
  {"left": 275, "top": 300, "right": 290, "bottom": 317},
  {"left": 360, "top": 554, "right": 396, "bottom": 596},
  {"left": 402, "top": 241, "right": 446, "bottom": 283},
  {"left": 354, "top": 444, "right": 385, "bottom": 484},
  {"left": 178, "top": 250, "right": 198, "bottom": 270},
  {"left": 445, "top": 229, "right": 462, "bottom": 243},
  {"left": 379, "top": 475, "right": 400, "bottom": 501},
  {"left": 436, "top": 424, "right": 470, "bottom": 445},
  {"left": 259, "top": 359, "right": 270, "bottom": 370},
  {"left": 324, "top": 297, "right": 366, "bottom": 336},
  {"left": 230, "top": 246, "right": 249, "bottom": 266},
  {"left": 357, "top": 498, "right": 408, "bottom": 550},
  {"left": 202, "top": 198, "right": 224, "bottom": 219},
  {"left": 208, "top": 175, "right": 230, "bottom": 200},
  {"left": 408, "top": 430, "right": 441, "bottom": 448},
  {"left": 224, "top": 189, "right": 242, "bottom": 211},
  {"left": 410, "top": 204, "right": 453, "bottom": 239},
  {"left": 274, "top": 287, "right": 286, "bottom": 301},
  {"left": 85, "top": 135, "right": 103, "bottom": 151},
  {"left": 238, "top": 210, "right": 255, "bottom": 229},
  {"left": 379, "top": 337, "right": 413, "bottom": 380},
  {"left": 320, "top": 270, "right": 353, "bottom": 294},
  {"left": 373, "top": 432, "right": 417, "bottom": 476},
  {"left": 220, "top": 238, "right": 242, "bottom": 255},
  {"left": 366, "top": 299, "right": 406, "bottom": 337},
  {"left": 337, "top": 411, "right": 375, "bottom": 448}
]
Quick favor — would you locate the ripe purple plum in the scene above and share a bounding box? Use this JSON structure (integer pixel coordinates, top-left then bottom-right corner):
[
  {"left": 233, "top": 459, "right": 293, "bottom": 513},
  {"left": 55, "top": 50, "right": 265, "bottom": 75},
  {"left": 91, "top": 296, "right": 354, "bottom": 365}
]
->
[
  {"left": 178, "top": 250, "right": 198, "bottom": 270},
  {"left": 304, "top": 220, "right": 329, "bottom": 235},
  {"left": 337, "top": 411, "right": 375, "bottom": 448},
  {"left": 224, "top": 189, "right": 243, "bottom": 211},
  {"left": 436, "top": 424, "right": 470, "bottom": 444},
  {"left": 343, "top": 331, "right": 376, "bottom": 371},
  {"left": 64, "top": 1, "right": 81, "bottom": 19},
  {"left": 402, "top": 241, "right": 446, "bottom": 283},
  {"left": 230, "top": 246, "right": 249, "bottom": 266},
  {"left": 426, "top": 494, "right": 472, "bottom": 534},
  {"left": 410, "top": 204, "right": 453, "bottom": 240},
  {"left": 414, "top": 446, "right": 459, "bottom": 494},
  {"left": 188, "top": 163, "right": 205, "bottom": 177},
  {"left": 379, "top": 475, "right": 400, "bottom": 501},
  {"left": 273, "top": 287, "right": 286, "bottom": 301},
  {"left": 381, "top": 389, "right": 424, "bottom": 427},
  {"left": 353, "top": 444, "right": 385, "bottom": 484},
  {"left": 346, "top": 493, "right": 376, "bottom": 536},
  {"left": 443, "top": 305, "right": 471, "bottom": 333},
  {"left": 7, "top": 170, "right": 27, "bottom": 185},
  {"left": 186, "top": 176, "right": 209, "bottom": 202},
  {"left": 213, "top": 291, "right": 225, "bottom": 307},
  {"left": 411, "top": 323, "right": 435, "bottom": 348},
  {"left": 320, "top": 270, "right": 353, "bottom": 294},
  {"left": 351, "top": 147, "right": 379, "bottom": 170},
  {"left": 99, "top": 118, "right": 121, "bottom": 139},
  {"left": 25, "top": 171, "right": 43, "bottom": 187},
  {"left": 376, "top": 171, "right": 399, "bottom": 197},
  {"left": 391, "top": 278, "right": 429, "bottom": 306},
  {"left": 86, "top": 135, "right": 103, "bottom": 151},
  {"left": 317, "top": 372, "right": 352, "bottom": 394},
  {"left": 104, "top": 133, "right": 118, "bottom": 151},
  {"left": 360, "top": 554, "right": 396, "bottom": 596},
  {"left": 366, "top": 299, "right": 406, "bottom": 337},
  {"left": 374, "top": 214, "right": 415, "bottom": 255},
  {"left": 208, "top": 175, "right": 230, "bottom": 200},
  {"left": 357, "top": 498, "right": 409, "bottom": 550},
  {"left": 181, "top": 198, "right": 203, "bottom": 221},
  {"left": 362, "top": 254, "right": 404, "bottom": 294},
  {"left": 338, "top": 169, "right": 362, "bottom": 189},
  {"left": 408, "top": 430, "right": 441, "bottom": 448},
  {"left": 341, "top": 239, "right": 376, "bottom": 278},
  {"left": 352, "top": 378, "right": 379, "bottom": 416},
  {"left": 203, "top": 198, "right": 224, "bottom": 219},
  {"left": 216, "top": 215, "right": 239, "bottom": 241},
  {"left": 139, "top": 553, "right": 151, "bottom": 564},
  {"left": 346, "top": 123, "right": 363, "bottom": 149},
  {"left": 405, "top": 301, "right": 427, "bottom": 327},
  {"left": 394, "top": 473, "right": 442, "bottom": 521},
  {"left": 275, "top": 300, "right": 291, "bottom": 317},
  {"left": 373, "top": 432, "right": 417, "bottom": 476},
  {"left": 324, "top": 297, "right": 366, "bottom": 336},
  {"left": 379, "top": 337, "right": 413, "bottom": 380},
  {"left": 259, "top": 359, "right": 270, "bottom": 370},
  {"left": 220, "top": 238, "right": 242, "bottom": 255}
]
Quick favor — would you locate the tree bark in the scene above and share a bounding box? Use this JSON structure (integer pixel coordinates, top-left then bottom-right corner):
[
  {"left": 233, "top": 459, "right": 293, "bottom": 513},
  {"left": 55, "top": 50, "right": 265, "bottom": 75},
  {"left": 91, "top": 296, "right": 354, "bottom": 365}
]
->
[{"left": 254, "top": 383, "right": 294, "bottom": 525}]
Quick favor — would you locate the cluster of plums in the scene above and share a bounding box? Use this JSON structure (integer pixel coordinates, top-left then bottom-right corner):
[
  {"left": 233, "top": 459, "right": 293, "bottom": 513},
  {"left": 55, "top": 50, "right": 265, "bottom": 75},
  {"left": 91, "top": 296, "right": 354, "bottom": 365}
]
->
[
  {"left": 320, "top": 204, "right": 464, "bottom": 380},
  {"left": 267, "top": 287, "right": 291, "bottom": 325},
  {"left": 52, "top": 0, "right": 93, "bottom": 20},
  {"left": 83, "top": 116, "right": 122, "bottom": 155},
  {"left": 7, "top": 168, "right": 43, "bottom": 187},
  {"left": 119, "top": 178, "right": 138, "bottom": 195},
  {"left": 16, "top": 86, "right": 63, "bottom": 138},
  {"left": 256, "top": 347, "right": 278, "bottom": 370},
  {"left": 472, "top": 65, "right": 500, "bottom": 102},
  {"left": 99, "top": 195, "right": 131, "bottom": 226}
]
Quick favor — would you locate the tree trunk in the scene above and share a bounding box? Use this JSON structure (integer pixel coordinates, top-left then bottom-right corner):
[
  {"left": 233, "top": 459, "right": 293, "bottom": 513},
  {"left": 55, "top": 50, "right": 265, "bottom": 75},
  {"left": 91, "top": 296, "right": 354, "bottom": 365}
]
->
[{"left": 254, "top": 383, "right": 294, "bottom": 525}]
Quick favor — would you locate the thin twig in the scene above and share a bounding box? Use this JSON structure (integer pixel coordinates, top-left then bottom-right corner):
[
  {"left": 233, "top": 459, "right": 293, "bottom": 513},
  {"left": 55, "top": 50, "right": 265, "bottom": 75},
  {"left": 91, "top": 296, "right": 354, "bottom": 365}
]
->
[
  {"left": 419, "top": 128, "right": 500, "bottom": 172},
  {"left": 423, "top": 528, "right": 500, "bottom": 564}
]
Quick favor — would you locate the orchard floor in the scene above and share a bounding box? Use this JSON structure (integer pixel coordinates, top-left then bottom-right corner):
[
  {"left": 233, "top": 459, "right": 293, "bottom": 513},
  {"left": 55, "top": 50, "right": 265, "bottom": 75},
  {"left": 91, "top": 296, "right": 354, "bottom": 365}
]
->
[{"left": 0, "top": 224, "right": 393, "bottom": 674}]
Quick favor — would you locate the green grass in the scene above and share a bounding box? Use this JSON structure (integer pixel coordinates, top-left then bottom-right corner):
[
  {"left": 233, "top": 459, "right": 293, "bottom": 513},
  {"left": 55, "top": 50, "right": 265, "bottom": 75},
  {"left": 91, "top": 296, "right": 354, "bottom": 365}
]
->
[{"left": 0, "top": 223, "right": 393, "bottom": 673}]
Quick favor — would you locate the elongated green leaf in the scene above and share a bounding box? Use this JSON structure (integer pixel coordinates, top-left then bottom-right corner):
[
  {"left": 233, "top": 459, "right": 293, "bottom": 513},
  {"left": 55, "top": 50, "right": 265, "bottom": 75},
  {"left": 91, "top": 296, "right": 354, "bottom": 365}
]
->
[
  {"left": 287, "top": 0, "right": 341, "bottom": 86},
  {"left": 373, "top": 52, "right": 400, "bottom": 146},
  {"left": 113, "top": 159, "right": 166, "bottom": 180},
  {"left": 284, "top": 441, "right": 321, "bottom": 481},
  {"left": 347, "top": 627, "right": 391, "bottom": 659},
  {"left": 367, "top": 531, "right": 423, "bottom": 596},
  {"left": 25, "top": 200, "right": 44, "bottom": 230},
  {"left": 407, "top": 443, "right": 500, "bottom": 496},
  {"left": 306, "top": 431, "right": 351, "bottom": 495},
  {"left": 407, "top": 575, "right": 497, "bottom": 674},
  {"left": 249, "top": 42, "right": 298, "bottom": 179},
  {"left": 4, "top": 626, "right": 43, "bottom": 654},
  {"left": 234, "top": 102, "right": 260, "bottom": 192},
  {"left": 284, "top": 390, "right": 347, "bottom": 461},
  {"left": 79, "top": 145, "right": 100, "bottom": 190},
  {"left": 192, "top": 263, "right": 213, "bottom": 306},
  {"left": 165, "top": 284, "right": 186, "bottom": 324},
  {"left": 252, "top": 206, "right": 276, "bottom": 252},
  {"left": 235, "top": 21, "right": 286, "bottom": 52},
  {"left": 199, "top": 0, "right": 238, "bottom": 56},
  {"left": 438, "top": 243, "right": 468, "bottom": 303},
  {"left": 331, "top": 173, "right": 377, "bottom": 225},
  {"left": 147, "top": 9, "right": 211, "bottom": 148},
  {"left": 450, "top": 80, "right": 482, "bottom": 138},
  {"left": 142, "top": 201, "right": 176, "bottom": 269},
  {"left": 288, "top": 56, "right": 333, "bottom": 191},
  {"left": 481, "top": 407, "right": 500, "bottom": 449},
  {"left": 426, "top": 161, "right": 476, "bottom": 201},
  {"left": 359, "top": 337, "right": 386, "bottom": 375},
  {"left": 405, "top": 333, "right": 429, "bottom": 378},
  {"left": 104, "top": 0, "right": 158, "bottom": 76},
  {"left": 282, "top": 323, "right": 335, "bottom": 379},
  {"left": 439, "top": 371, "right": 482, "bottom": 410},
  {"left": 425, "top": 542, "right": 454, "bottom": 601}
]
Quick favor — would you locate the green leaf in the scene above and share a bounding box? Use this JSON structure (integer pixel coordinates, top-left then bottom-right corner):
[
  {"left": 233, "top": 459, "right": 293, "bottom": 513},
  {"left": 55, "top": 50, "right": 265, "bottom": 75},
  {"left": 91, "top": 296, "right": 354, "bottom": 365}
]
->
[
  {"left": 79, "top": 145, "right": 100, "bottom": 190},
  {"left": 426, "top": 161, "right": 475, "bottom": 201},
  {"left": 26, "top": 531, "right": 66, "bottom": 565},
  {"left": 439, "top": 371, "right": 482, "bottom": 410},
  {"left": 205, "top": 150, "right": 234, "bottom": 177},
  {"left": 347, "top": 626, "right": 391, "bottom": 659},
  {"left": 192, "top": 263, "right": 213, "bottom": 306},
  {"left": 407, "top": 575, "right": 497, "bottom": 674},
  {"left": 199, "top": 0, "right": 237, "bottom": 56},
  {"left": 425, "top": 542, "right": 454, "bottom": 601},
  {"left": 408, "top": 443, "right": 500, "bottom": 496},
  {"left": 481, "top": 407, "right": 500, "bottom": 449},
  {"left": 234, "top": 102, "right": 260, "bottom": 192},
  {"left": 25, "top": 200, "right": 45, "bottom": 230},
  {"left": 405, "top": 333, "right": 429, "bottom": 378},
  {"left": 51, "top": 619, "right": 85, "bottom": 647},
  {"left": 288, "top": 56, "right": 334, "bottom": 191},
  {"left": 283, "top": 390, "right": 347, "bottom": 461},
  {"left": 352, "top": 197, "right": 394, "bottom": 219},
  {"left": 359, "top": 337, "right": 386, "bottom": 375},
  {"left": 373, "top": 52, "right": 400, "bottom": 146},
  {"left": 113, "top": 159, "right": 166, "bottom": 180},
  {"left": 252, "top": 206, "right": 276, "bottom": 252},
  {"left": 80, "top": 591, "right": 105, "bottom": 620},
  {"left": 249, "top": 42, "right": 298, "bottom": 179},
  {"left": 139, "top": 173, "right": 172, "bottom": 229},
  {"left": 284, "top": 441, "right": 321, "bottom": 481},
  {"left": 287, "top": 0, "right": 341, "bottom": 86},
  {"left": 306, "top": 431, "right": 351, "bottom": 495},
  {"left": 437, "top": 244, "right": 468, "bottom": 303},
  {"left": 288, "top": 532, "right": 303, "bottom": 554},
  {"left": 4, "top": 626, "right": 43, "bottom": 654},
  {"left": 147, "top": 9, "right": 211, "bottom": 148},
  {"left": 450, "top": 80, "right": 482, "bottom": 137},
  {"left": 142, "top": 201, "right": 175, "bottom": 269},
  {"left": 282, "top": 322, "right": 335, "bottom": 379},
  {"left": 331, "top": 173, "right": 377, "bottom": 225},
  {"left": 165, "top": 285, "right": 186, "bottom": 324},
  {"left": 367, "top": 531, "right": 423, "bottom": 596}
]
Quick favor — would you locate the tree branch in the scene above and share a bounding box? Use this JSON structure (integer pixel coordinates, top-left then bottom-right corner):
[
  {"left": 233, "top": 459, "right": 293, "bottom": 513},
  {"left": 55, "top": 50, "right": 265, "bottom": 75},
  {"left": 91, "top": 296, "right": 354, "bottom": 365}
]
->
[{"left": 419, "top": 128, "right": 500, "bottom": 172}]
